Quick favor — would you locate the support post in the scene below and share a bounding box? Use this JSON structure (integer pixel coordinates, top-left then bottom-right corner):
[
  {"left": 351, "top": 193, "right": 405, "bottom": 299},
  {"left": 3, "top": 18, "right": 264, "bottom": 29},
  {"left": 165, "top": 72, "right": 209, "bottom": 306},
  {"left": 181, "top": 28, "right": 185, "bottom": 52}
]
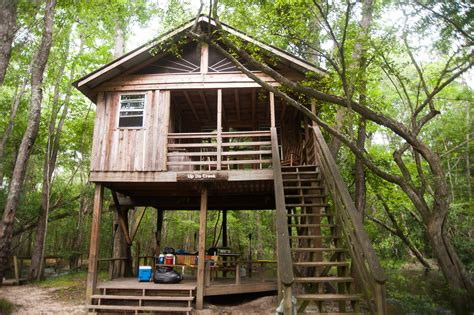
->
[
  {"left": 155, "top": 209, "right": 164, "bottom": 257},
  {"left": 200, "top": 43, "right": 209, "bottom": 73},
  {"left": 222, "top": 209, "right": 228, "bottom": 277},
  {"left": 217, "top": 89, "right": 222, "bottom": 170},
  {"left": 196, "top": 186, "right": 208, "bottom": 310},
  {"left": 86, "top": 184, "right": 104, "bottom": 304},
  {"left": 283, "top": 284, "right": 293, "bottom": 315},
  {"left": 270, "top": 92, "right": 275, "bottom": 128},
  {"left": 13, "top": 256, "right": 19, "bottom": 284}
]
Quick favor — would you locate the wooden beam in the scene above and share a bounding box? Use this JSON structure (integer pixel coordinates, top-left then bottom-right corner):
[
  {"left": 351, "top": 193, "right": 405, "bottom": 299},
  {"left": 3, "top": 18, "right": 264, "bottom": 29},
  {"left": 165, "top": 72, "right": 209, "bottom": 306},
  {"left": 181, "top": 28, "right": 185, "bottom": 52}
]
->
[
  {"left": 234, "top": 89, "right": 240, "bottom": 121},
  {"left": 155, "top": 209, "right": 164, "bottom": 256},
  {"left": 200, "top": 43, "right": 209, "bottom": 73},
  {"left": 183, "top": 91, "right": 201, "bottom": 122},
  {"left": 111, "top": 190, "right": 132, "bottom": 245},
  {"left": 217, "top": 89, "right": 222, "bottom": 171},
  {"left": 130, "top": 207, "right": 147, "bottom": 243},
  {"left": 270, "top": 92, "right": 276, "bottom": 128},
  {"left": 251, "top": 89, "right": 256, "bottom": 127},
  {"left": 86, "top": 184, "right": 104, "bottom": 304},
  {"left": 196, "top": 186, "right": 208, "bottom": 310},
  {"left": 199, "top": 91, "right": 212, "bottom": 121}
]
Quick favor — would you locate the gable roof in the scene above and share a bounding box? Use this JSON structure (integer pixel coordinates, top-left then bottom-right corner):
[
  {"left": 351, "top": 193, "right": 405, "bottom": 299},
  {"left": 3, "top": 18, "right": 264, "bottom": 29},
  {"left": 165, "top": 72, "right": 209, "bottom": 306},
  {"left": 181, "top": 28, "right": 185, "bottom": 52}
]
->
[{"left": 73, "top": 15, "right": 325, "bottom": 101}]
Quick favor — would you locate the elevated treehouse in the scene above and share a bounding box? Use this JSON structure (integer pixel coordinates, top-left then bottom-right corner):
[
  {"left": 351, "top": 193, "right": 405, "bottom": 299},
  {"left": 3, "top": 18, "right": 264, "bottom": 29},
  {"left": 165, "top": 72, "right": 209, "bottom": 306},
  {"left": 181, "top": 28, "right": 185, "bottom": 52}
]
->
[{"left": 74, "top": 16, "right": 386, "bottom": 314}]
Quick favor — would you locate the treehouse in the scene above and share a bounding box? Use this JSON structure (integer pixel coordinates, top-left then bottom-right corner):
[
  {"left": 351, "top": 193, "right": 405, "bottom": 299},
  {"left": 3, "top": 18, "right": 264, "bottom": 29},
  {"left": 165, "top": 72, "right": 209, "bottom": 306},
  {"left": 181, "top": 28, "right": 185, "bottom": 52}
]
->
[{"left": 74, "top": 16, "right": 387, "bottom": 314}]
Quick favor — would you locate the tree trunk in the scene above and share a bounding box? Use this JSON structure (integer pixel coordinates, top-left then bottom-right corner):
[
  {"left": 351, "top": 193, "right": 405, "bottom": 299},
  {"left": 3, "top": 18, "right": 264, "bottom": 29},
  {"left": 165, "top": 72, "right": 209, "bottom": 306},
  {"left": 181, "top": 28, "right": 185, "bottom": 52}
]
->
[
  {"left": 354, "top": 117, "right": 366, "bottom": 218},
  {"left": 29, "top": 33, "right": 70, "bottom": 281},
  {"left": 427, "top": 214, "right": 474, "bottom": 313},
  {"left": 0, "top": 0, "right": 56, "bottom": 286},
  {"left": 0, "top": 79, "right": 27, "bottom": 187},
  {"left": 0, "top": 0, "right": 17, "bottom": 84}
]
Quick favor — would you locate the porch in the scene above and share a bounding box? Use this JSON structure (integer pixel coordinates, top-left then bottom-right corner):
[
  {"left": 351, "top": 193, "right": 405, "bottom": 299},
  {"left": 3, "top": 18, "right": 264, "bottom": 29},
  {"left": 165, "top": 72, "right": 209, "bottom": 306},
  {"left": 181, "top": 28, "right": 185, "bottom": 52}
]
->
[{"left": 89, "top": 275, "right": 278, "bottom": 313}]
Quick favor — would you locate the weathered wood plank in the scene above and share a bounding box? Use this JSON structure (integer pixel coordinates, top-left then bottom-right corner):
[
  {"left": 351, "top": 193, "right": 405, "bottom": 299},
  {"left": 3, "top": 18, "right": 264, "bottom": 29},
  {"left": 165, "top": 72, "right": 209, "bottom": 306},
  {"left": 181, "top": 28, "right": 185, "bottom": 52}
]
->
[
  {"left": 217, "top": 89, "right": 222, "bottom": 171},
  {"left": 270, "top": 127, "right": 294, "bottom": 287},
  {"left": 90, "top": 92, "right": 105, "bottom": 171},
  {"left": 157, "top": 90, "right": 170, "bottom": 171},
  {"left": 196, "top": 186, "right": 208, "bottom": 309},
  {"left": 86, "top": 184, "right": 104, "bottom": 303}
]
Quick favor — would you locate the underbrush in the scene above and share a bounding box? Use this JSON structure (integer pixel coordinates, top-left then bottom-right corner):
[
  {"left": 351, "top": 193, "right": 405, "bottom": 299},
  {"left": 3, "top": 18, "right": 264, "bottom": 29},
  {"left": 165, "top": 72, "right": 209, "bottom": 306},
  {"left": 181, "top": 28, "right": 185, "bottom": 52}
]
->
[
  {"left": 35, "top": 271, "right": 108, "bottom": 303},
  {"left": 0, "top": 297, "right": 15, "bottom": 315}
]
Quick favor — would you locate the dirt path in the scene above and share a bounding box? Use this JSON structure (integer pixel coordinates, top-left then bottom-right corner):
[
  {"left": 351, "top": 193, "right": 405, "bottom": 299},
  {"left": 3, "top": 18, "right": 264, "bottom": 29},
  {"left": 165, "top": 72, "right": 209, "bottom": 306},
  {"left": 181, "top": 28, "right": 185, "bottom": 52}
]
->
[{"left": 0, "top": 285, "right": 86, "bottom": 314}]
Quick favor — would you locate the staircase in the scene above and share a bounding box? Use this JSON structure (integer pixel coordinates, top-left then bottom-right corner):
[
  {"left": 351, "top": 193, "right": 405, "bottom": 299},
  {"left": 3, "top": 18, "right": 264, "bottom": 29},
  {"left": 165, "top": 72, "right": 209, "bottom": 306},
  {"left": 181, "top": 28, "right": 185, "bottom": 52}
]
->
[
  {"left": 87, "top": 280, "right": 195, "bottom": 314},
  {"left": 282, "top": 165, "right": 362, "bottom": 314}
]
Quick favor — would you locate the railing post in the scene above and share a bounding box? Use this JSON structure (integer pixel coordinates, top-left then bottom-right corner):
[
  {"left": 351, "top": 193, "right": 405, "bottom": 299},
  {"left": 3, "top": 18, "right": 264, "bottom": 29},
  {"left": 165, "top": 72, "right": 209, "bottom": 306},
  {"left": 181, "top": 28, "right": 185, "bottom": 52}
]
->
[
  {"left": 271, "top": 127, "right": 294, "bottom": 313},
  {"left": 217, "top": 89, "right": 222, "bottom": 170}
]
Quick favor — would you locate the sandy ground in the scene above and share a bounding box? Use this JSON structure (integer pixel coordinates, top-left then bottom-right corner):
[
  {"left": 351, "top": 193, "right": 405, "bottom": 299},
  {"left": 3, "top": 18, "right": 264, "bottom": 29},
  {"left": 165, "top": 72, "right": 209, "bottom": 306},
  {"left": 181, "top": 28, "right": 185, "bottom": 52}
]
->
[
  {"left": 0, "top": 285, "right": 279, "bottom": 315},
  {"left": 0, "top": 285, "right": 86, "bottom": 314}
]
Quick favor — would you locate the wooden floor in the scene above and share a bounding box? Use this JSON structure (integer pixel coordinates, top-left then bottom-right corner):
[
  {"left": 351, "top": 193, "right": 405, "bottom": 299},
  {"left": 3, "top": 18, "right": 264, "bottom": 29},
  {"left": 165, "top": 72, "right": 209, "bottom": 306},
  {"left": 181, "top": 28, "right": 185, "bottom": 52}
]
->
[{"left": 97, "top": 276, "right": 278, "bottom": 296}]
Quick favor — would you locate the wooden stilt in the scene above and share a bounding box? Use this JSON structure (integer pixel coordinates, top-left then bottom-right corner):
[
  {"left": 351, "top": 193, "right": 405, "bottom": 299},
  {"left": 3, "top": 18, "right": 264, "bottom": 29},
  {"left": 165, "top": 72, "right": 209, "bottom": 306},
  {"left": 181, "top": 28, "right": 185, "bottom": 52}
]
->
[
  {"left": 86, "top": 183, "right": 104, "bottom": 304},
  {"left": 196, "top": 186, "right": 208, "bottom": 310},
  {"left": 155, "top": 209, "right": 164, "bottom": 257},
  {"left": 222, "top": 209, "right": 228, "bottom": 278}
]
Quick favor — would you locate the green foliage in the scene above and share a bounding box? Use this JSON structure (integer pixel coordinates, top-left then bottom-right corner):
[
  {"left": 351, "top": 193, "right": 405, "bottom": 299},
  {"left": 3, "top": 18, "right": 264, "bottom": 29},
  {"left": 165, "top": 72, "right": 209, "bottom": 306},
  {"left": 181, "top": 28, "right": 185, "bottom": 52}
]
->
[{"left": 0, "top": 298, "right": 14, "bottom": 315}]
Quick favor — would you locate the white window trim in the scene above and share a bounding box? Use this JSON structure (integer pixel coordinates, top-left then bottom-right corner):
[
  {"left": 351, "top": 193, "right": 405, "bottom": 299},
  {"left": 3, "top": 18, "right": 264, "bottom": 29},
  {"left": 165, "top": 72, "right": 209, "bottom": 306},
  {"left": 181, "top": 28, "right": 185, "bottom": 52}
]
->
[{"left": 117, "top": 93, "right": 147, "bottom": 129}]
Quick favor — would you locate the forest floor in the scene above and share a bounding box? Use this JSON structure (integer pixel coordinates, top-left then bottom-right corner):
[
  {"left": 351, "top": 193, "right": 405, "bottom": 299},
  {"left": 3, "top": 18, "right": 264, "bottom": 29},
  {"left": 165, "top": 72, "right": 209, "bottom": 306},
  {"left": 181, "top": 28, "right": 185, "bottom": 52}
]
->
[
  {"left": 0, "top": 263, "right": 457, "bottom": 314},
  {"left": 0, "top": 271, "right": 279, "bottom": 314}
]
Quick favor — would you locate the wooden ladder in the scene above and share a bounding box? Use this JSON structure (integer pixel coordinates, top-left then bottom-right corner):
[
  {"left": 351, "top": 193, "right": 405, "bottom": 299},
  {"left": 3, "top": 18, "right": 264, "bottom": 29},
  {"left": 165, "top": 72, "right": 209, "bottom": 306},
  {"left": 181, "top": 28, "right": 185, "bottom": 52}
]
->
[{"left": 282, "top": 164, "right": 363, "bottom": 314}]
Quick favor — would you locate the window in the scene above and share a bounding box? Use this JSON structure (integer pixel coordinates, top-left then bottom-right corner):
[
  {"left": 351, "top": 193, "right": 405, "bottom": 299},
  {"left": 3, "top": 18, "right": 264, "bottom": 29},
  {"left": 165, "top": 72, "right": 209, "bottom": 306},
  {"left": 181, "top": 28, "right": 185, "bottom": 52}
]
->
[{"left": 119, "top": 94, "right": 145, "bottom": 128}]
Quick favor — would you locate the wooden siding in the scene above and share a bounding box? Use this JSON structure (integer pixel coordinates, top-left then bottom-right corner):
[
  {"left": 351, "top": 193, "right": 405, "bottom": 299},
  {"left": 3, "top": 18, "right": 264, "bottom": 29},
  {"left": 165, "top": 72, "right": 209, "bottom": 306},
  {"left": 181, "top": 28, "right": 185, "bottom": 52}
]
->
[{"left": 90, "top": 90, "right": 170, "bottom": 172}]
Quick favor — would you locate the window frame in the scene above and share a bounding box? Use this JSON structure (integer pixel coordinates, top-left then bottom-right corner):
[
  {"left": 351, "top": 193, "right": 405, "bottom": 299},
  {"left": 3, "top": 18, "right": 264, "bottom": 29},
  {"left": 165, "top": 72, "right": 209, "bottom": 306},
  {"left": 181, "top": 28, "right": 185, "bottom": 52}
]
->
[{"left": 117, "top": 93, "right": 147, "bottom": 129}]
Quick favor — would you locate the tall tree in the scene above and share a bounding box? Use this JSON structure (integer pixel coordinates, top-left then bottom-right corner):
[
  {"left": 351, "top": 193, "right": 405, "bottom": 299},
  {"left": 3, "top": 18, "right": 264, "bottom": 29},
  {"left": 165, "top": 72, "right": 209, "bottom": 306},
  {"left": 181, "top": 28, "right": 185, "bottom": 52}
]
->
[
  {"left": 200, "top": 0, "right": 473, "bottom": 309},
  {"left": 29, "top": 28, "right": 72, "bottom": 280},
  {"left": 0, "top": 0, "right": 56, "bottom": 285},
  {"left": 0, "top": 0, "right": 17, "bottom": 84}
]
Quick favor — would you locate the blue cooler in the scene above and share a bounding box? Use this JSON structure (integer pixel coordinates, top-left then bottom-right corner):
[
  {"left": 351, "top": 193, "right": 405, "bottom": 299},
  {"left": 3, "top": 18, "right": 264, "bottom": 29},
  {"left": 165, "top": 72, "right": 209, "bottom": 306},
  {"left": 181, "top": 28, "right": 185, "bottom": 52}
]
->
[{"left": 138, "top": 266, "right": 152, "bottom": 282}]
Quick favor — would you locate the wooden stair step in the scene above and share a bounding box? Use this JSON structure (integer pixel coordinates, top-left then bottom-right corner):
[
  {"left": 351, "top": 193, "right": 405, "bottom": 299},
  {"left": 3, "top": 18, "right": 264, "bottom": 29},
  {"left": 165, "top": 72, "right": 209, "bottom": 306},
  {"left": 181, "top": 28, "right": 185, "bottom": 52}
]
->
[
  {"left": 91, "top": 294, "right": 194, "bottom": 301},
  {"left": 293, "top": 261, "right": 350, "bottom": 267},
  {"left": 286, "top": 203, "right": 328, "bottom": 207},
  {"left": 281, "top": 165, "right": 318, "bottom": 169},
  {"left": 295, "top": 294, "right": 360, "bottom": 301},
  {"left": 289, "top": 235, "right": 339, "bottom": 239},
  {"left": 287, "top": 213, "right": 332, "bottom": 217},
  {"left": 291, "top": 247, "right": 346, "bottom": 252},
  {"left": 283, "top": 179, "right": 322, "bottom": 183},
  {"left": 294, "top": 276, "right": 353, "bottom": 283},
  {"left": 283, "top": 185, "right": 324, "bottom": 190},
  {"left": 285, "top": 194, "right": 327, "bottom": 198},
  {"left": 87, "top": 305, "right": 192, "bottom": 312},
  {"left": 288, "top": 224, "right": 335, "bottom": 228},
  {"left": 282, "top": 171, "right": 320, "bottom": 175}
]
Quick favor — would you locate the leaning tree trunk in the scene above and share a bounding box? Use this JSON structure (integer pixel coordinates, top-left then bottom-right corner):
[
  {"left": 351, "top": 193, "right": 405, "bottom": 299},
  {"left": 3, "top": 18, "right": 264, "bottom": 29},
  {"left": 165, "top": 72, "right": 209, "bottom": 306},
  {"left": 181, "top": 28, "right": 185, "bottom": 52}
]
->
[
  {"left": 0, "top": 0, "right": 17, "bottom": 84},
  {"left": 427, "top": 212, "right": 474, "bottom": 313},
  {"left": 29, "top": 31, "right": 71, "bottom": 281},
  {"left": 0, "top": 0, "right": 56, "bottom": 285}
]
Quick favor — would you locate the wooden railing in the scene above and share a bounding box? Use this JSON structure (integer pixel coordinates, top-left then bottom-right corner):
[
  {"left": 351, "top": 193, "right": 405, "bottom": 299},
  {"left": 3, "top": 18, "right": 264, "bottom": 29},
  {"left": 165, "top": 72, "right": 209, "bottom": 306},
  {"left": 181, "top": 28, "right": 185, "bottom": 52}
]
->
[
  {"left": 270, "top": 127, "right": 294, "bottom": 314},
  {"left": 310, "top": 124, "right": 387, "bottom": 314},
  {"left": 167, "top": 130, "right": 272, "bottom": 171}
]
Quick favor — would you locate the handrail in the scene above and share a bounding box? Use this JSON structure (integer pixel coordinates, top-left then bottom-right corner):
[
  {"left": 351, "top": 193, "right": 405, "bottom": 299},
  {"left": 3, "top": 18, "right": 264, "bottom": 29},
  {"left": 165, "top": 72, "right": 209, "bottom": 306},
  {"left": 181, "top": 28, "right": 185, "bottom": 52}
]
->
[
  {"left": 311, "top": 124, "right": 386, "bottom": 314},
  {"left": 270, "top": 127, "right": 294, "bottom": 313},
  {"left": 167, "top": 130, "right": 272, "bottom": 171}
]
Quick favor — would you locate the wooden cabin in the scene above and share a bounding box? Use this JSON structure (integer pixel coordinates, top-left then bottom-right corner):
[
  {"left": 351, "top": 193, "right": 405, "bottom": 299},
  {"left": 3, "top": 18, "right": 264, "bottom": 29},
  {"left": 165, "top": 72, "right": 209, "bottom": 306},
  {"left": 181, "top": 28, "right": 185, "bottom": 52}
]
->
[{"left": 74, "top": 16, "right": 387, "bottom": 315}]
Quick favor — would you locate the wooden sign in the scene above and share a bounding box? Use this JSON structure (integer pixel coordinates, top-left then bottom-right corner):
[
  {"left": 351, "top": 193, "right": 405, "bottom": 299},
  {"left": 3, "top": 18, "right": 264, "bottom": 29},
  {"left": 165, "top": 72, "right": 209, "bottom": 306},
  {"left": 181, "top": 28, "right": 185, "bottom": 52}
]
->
[{"left": 177, "top": 172, "right": 228, "bottom": 182}]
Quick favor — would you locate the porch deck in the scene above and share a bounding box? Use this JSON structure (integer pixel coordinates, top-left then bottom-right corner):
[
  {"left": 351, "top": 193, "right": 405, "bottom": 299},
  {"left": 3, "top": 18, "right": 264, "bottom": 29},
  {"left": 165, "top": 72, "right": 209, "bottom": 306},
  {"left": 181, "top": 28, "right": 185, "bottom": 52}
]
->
[{"left": 96, "top": 276, "right": 278, "bottom": 297}]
